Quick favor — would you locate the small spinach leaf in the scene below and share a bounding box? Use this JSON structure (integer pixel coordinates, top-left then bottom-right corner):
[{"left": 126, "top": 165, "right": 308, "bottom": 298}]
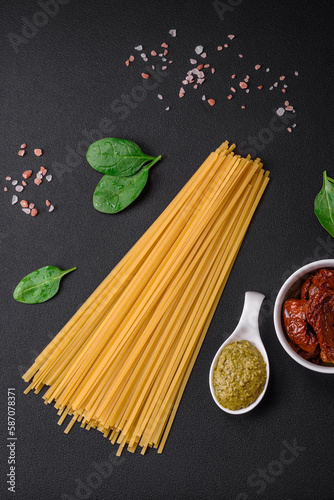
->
[
  {"left": 13, "top": 266, "right": 77, "bottom": 304},
  {"left": 93, "top": 156, "right": 161, "bottom": 213},
  {"left": 314, "top": 171, "right": 334, "bottom": 237},
  {"left": 86, "top": 138, "right": 156, "bottom": 176}
]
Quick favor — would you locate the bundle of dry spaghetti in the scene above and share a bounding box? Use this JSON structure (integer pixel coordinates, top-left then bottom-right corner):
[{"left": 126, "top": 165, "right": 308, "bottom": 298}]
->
[{"left": 23, "top": 141, "right": 269, "bottom": 455}]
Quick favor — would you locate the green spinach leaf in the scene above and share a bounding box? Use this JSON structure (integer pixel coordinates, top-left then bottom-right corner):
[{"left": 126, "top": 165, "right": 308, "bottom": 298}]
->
[
  {"left": 314, "top": 171, "right": 334, "bottom": 237},
  {"left": 13, "top": 266, "right": 77, "bottom": 304},
  {"left": 86, "top": 138, "right": 157, "bottom": 176},
  {"left": 93, "top": 156, "right": 161, "bottom": 213}
]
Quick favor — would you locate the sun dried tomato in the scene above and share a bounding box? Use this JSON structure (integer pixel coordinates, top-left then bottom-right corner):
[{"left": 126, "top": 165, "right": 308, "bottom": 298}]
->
[
  {"left": 283, "top": 299, "right": 318, "bottom": 353},
  {"left": 312, "top": 268, "right": 334, "bottom": 290},
  {"left": 306, "top": 289, "right": 334, "bottom": 362}
]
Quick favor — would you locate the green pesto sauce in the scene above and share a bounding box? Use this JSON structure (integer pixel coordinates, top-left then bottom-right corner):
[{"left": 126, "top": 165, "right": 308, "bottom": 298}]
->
[{"left": 213, "top": 340, "right": 266, "bottom": 411}]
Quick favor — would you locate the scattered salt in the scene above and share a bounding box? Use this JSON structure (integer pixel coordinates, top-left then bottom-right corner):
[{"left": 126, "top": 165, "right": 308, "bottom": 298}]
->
[
  {"left": 15, "top": 185, "right": 24, "bottom": 192},
  {"left": 12, "top": 195, "right": 18, "bottom": 205},
  {"left": 22, "top": 208, "right": 31, "bottom": 215},
  {"left": 195, "top": 45, "right": 203, "bottom": 55},
  {"left": 46, "top": 175, "right": 52, "bottom": 182},
  {"left": 190, "top": 59, "right": 197, "bottom": 64},
  {"left": 135, "top": 45, "right": 143, "bottom": 51},
  {"left": 157, "top": 94, "right": 163, "bottom": 100},
  {"left": 276, "top": 107, "right": 285, "bottom": 116},
  {"left": 12, "top": 180, "right": 18, "bottom": 186},
  {"left": 49, "top": 205, "right": 55, "bottom": 212},
  {"left": 169, "top": 29, "right": 176, "bottom": 37}
]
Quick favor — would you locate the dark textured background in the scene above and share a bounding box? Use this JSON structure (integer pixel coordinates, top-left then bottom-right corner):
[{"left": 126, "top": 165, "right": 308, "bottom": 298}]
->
[{"left": 1, "top": 1, "right": 334, "bottom": 499}]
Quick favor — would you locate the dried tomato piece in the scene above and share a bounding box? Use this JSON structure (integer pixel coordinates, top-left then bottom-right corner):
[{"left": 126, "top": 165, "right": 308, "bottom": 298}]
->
[
  {"left": 283, "top": 299, "right": 318, "bottom": 353},
  {"left": 306, "top": 289, "right": 334, "bottom": 362},
  {"left": 301, "top": 273, "right": 316, "bottom": 300},
  {"left": 288, "top": 340, "right": 320, "bottom": 364},
  {"left": 312, "top": 268, "right": 334, "bottom": 290}
]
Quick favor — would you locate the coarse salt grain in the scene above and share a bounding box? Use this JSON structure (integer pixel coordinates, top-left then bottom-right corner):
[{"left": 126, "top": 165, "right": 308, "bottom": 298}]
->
[
  {"left": 193, "top": 84, "right": 198, "bottom": 89},
  {"left": 18, "top": 149, "right": 25, "bottom": 156},
  {"left": 227, "top": 94, "right": 233, "bottom": 99},
  {"left": 238, "top": 54, "right": 243, "bottom": 58},
  {"left": 245, "top": 89, "right": 250, "bottom": 93},
  {"left": 15, "top": 185, "right": 24, "bottom": 192},
  {"left": 231, "top": 74, "right": 236, "bottom": 79},
  {"left": 207, "top": 99, "right": 216, "bottom": 106},
  {"left": 12, "top": 180, "right": 18, "bottom": 186},
  {"left": 22, "top": 170, "right": 32, "bottom": 179},
  {"left": 31, "top": 209, "right": 38, "bottom": 217},
  {"left": 285, "top": 105, "right": 294, "bottom": 111},
  {"left": 195, "top": 45, "right": 203, "bottom": 55},
  {"left": 4, "top": 187, "right": 8, "bottom": 192},
  {"left": 182, "top": 80, "right": 188, "bottom": 85},
  {"left": 135, "top": 45, "right": 142, "bottom": 51},
  {"left": 151, "top": 50, "right": 157, "bottom": 56},
  {"left": 37, "top": 172, "right": 43, "bottom": 179},
  {"left": 20, "top": 143, "right": 26, "bottom": 148},
  {"left": 49, "top": 205, "right": 55, "bottom": 212},
  {"left": 202, "top": 95, "right": 206, "bottom": 101},
  {"left": 255, "top": 64, "right": 261, "bottom": 70},
  {"left": 279, "top": 76, "right": 285, "bottom": 81},
  {"left": 46, "top": 174, "right": 52, "bottom": 182},
  {"left": 239, "top": 82, "right": 248, "bottom": 89},
  {"left": 129, "top": 55, "right": 134, "bottom": 62},
  {"left": 6, "top": 176, "right": 11, "bottom": 181},
  {"left": 34, "top": 148, "right": 43, "bottom": 156},
  {"left": 141, "top": 73, "right": 150, "bottom": 79},
  {"left": 29, "top": 203, "right": 35, "bottom": 209},
  {"left": 162, "top": 66, "right": 167, "bottom": 70},
  {"left": 200, "top": 52, "right": 207, "bottom": 58},
  {"left": 276, "top": 107, "right": 285, "bottom": 116},
  {"left": 228, "top": 34, "right": 235, "bottom": 40},
  {"left": 294, "top": 71, "right": 299, "bottom": 76},
  {"left": 22, "top": 208, "right": 31, "bottom": 215},
  {"left": 34, "top": 178, "right": 42, "bottom": 186},
  {"left": 266, "top": 68, "right": 270, "bottom": 72},
  {"left": 161, "top": 42, "right": 168, "bottom": 48},
  {"left": 165, "top": 107, "right": 170, "bottom": 111},
  {"left": 46, "top": 200, "right": 51, "bottom": 207},
  {"left": 20, "top": 200, "right": 28, "bottom": 208},
  {"left": 190, "top": 59, "right": 197, "bottom": 64},
  {"left": 211, "top": 68, "right": 215, "bottom": 74},
  {"left": 217, "top": 46, "right": 223, "bottom": 51},
  {"left": 22, "top": 181, "right": 27, "bottom": 186},
  {"left": 197, "top": 64, "right": 203, "bottom": 70},
  {"left": 241, "top": 105, "right": 246, "bottom": 109},
  {"left": 231, "top": 87, "right": 236, "bottom": 93},
  {"left": 204, "top": 64, "right": 210, "bottom": 68},
  {"left": 157, "top": 94, "right": 163, "bottom": 100},
  {"left": 287, "top": 127, "right": 292, "bottom": 133},
  {"left": 274, "top": 82, "right": 278, "bottom": 87},
  {"left": 169, "top": 29, "right": 176, "bottom": 37},
  {"left": 12, "top": 195, "right": 18, "bottom": 205},
  {"left": 257, "top": 85, "right": 263, "bottom": 89},
  {"left": 224, "top": 44, "right": 228, "bottom": 48},
  {"left": 125, "top": 60, "right": 130, "bottom": 66}
]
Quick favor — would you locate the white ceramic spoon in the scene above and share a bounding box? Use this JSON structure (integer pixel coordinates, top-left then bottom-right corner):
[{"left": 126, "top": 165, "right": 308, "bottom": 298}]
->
[{"left": 209, "top": 291, "right": 269, "bottom": 415}]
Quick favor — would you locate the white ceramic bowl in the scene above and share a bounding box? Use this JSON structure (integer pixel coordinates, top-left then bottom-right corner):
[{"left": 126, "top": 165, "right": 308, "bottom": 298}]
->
[{"left": 274, "top": 259, "right": 334, "bottom": 373}]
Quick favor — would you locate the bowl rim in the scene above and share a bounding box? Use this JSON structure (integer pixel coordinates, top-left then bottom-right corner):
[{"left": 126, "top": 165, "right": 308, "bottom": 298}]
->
[{"left": 273, "top": 259, "right": 334, "bottom": 373}]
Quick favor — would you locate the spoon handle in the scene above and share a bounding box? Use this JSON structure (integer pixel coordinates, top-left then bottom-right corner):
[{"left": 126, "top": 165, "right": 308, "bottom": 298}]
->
[{"left": 237, "top": 291, "right": 265, "bottom": 334}]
